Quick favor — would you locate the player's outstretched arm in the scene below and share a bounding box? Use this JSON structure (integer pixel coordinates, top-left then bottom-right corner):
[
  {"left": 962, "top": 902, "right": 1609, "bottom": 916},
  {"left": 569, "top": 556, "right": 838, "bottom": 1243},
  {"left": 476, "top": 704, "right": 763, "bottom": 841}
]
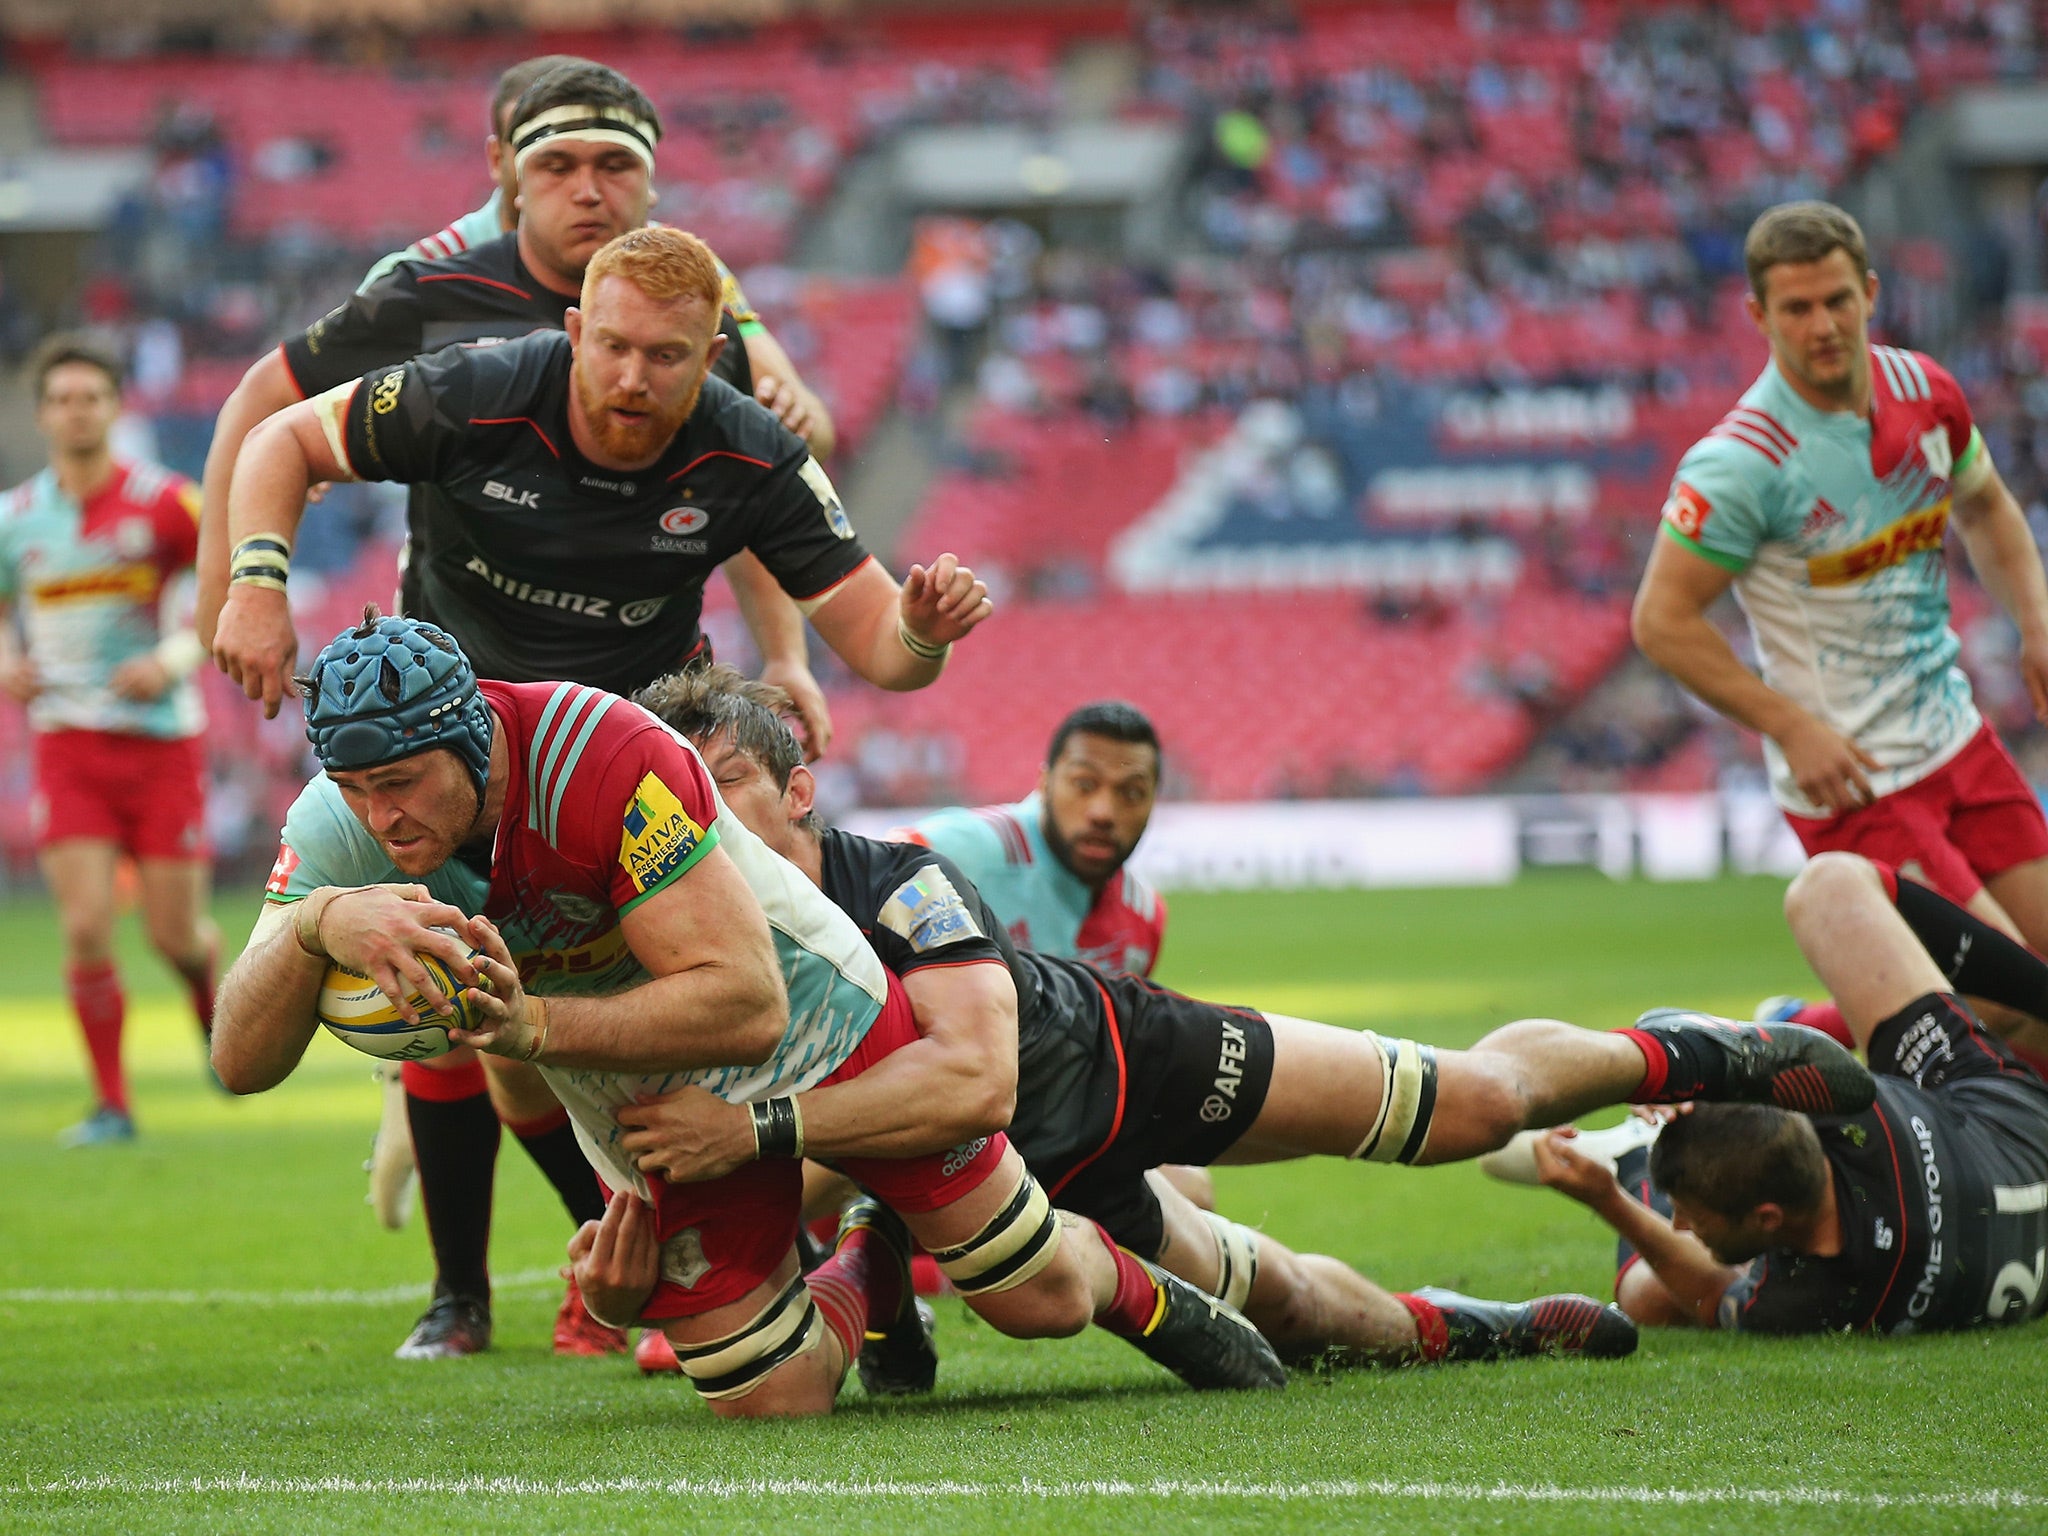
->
[
  {"left": 212, "top": 388, "right": 362, "bottom": 719},
  {"left": 1951, "top": 461, "right": 2048, "bottom": 725},
  {"left": 458, "top": 847, "right": 786, "bottom": 1073},
  {"left": 745, "top": 327, "right": 837, "bottom": 460},
  {"left": 214, "top": 885, "right": 483, "bottom": 1094},
  {"left": 1632, "top": 533, "right": 1877, "bottom": 812},
  {"left": 808, "top": 553, "right": 993, "bottom": 692},
  {"left": 198, "top": 350, "right": 304, "bottom": 647},
  {"left": 615, "top": 957, "right": 1020, "bottom": 1183},
  {"left": 1532, "top": 1130, "right": 1737, "bottom": 1327}
]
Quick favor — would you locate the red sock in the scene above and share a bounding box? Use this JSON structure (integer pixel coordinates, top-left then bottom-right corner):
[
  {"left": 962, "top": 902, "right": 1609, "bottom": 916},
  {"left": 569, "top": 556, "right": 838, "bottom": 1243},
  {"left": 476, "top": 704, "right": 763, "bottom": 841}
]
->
[
  {"left": 69, "top": 961, "right": 127, "bottom": 1115},
  {"left": 402, "top": 1056, "right": 489, "bottom": 1100},
  {"left": 174, "top": 953, "right": 216, "bottom": 1040},
  {"left": 1617, "top": 1028, "right": 1668, "bottom": 1103},
  {"left": 1394, "top": 1292, "right": 1449, "bottom": 1363},
  {"left": 1089, "top": 1223, "right": 1164, "bottom": 1337},
  {"left": 806, "top": 1252, "right": 876, "bottom": 1367},
  {"left": 1790, "top": 1001, "right": 1855, "bottom": 1048}
]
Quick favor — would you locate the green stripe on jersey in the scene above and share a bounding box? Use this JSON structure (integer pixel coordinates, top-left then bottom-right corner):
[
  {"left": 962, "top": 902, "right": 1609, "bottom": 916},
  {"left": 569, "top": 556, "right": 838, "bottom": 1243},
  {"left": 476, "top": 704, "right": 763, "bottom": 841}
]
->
[
  {"left": 617, "top": 823, "right": 721, "bottom": 917},
  {"left": 1660, "top": 521, "right": 1748, "bottom": 572}
]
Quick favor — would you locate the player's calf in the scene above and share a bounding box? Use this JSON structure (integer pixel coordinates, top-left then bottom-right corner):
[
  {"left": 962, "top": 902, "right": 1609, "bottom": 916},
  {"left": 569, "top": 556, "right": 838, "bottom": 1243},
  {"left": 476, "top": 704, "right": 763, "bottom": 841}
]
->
[{"left": 662, "top": 1272, "right": 851, "bottom": 1420}]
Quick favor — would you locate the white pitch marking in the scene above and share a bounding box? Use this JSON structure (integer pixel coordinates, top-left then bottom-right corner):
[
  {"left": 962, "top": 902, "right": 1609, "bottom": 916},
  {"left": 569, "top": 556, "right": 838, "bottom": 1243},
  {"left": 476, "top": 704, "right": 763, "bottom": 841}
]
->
[
  {"left": 0, "top": 1268, "right": 560, "bottom": 1308},
  {"left": 4, "top": 1477, "right": 2044, "bottom": 1509}
]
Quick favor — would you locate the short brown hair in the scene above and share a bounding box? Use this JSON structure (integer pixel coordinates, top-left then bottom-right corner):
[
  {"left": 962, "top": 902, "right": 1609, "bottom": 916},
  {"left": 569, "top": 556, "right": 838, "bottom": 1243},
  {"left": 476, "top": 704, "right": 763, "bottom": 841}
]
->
[
  {"left": 634, "top": 664, "right": 804, "bottom": 791},
  {"left": 1648, "top": 1103, "right": 1830, "bottom": 1221},
  {"left": 31, "top": 334, "right": 122, "bottom": 400},
  {"left": 580, "top": 227, "right": 723, "bottom": 317},
  {"left": 490, "top": 55, "right": 596, "bottom": 138},
  {"left": 1745, "top": 201, "right": 1870, "bottom": 302}
]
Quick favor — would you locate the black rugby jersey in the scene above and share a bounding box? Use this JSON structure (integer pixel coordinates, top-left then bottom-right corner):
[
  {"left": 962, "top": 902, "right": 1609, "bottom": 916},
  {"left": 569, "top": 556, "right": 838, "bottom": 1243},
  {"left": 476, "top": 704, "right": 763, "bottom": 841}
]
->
[
  {"left": 338, "top": 330, "right": 868, "bottom": 697},
  {"left": 817, "top": 827, "right": 1123, "bottom": 1173},
  {"left": 281, "top": 230, "right": 752, "bottom": 628},
  {"left": 1719, "top": 1002, "right": 2048, "bottom": 1334}
]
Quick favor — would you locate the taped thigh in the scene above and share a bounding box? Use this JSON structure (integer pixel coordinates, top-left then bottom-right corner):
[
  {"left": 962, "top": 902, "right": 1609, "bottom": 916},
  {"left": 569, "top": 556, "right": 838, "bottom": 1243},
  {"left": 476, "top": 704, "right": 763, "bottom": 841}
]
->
[
  {"left": 1350, "top": 1032, "right": 1440, "bottom": 1165},
  {"left": 669, "top": 1274, "right": 826, "bottom": 1401},
  {"left": 928, "top": 1171, "right": 1062, "bottom": 1296}
]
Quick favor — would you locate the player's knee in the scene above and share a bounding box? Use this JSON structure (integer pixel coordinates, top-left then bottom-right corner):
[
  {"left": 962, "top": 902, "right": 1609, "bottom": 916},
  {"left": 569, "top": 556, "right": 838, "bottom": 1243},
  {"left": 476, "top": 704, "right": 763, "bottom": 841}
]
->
[
  {"left": 974, "top": 1248, "right": 1093, "bottom": 1339},
  {"left": 1786, "top": 852, "right": 1880, "bottom": 931},
  {"left": 143, "top": 913, "right": 200, "bottom": 963},
  {"left": 58, "top": 912, "right": 114, "bottom": 963},
  {"left": 1243, "top": 1244, "right": 1320, "bottom": 1347},
  {"left": 1462, "top": 1063, "right": 1531, "bottom": 1152},
  {"left": 669, "top": 1277, "right": 837, "bottom": 1414}
]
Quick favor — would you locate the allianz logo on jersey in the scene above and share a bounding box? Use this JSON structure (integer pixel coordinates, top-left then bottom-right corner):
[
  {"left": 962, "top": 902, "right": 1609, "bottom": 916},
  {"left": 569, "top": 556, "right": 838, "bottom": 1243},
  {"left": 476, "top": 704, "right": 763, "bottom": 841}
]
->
[{"left": 462, "top": 553, "right": 668, "bottom": 625}]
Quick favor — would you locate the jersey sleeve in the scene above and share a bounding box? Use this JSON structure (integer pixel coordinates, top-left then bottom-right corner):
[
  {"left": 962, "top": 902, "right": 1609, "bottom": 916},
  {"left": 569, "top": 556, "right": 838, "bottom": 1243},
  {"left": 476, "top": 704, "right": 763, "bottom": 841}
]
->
[
  {"left": 870, "top": 847, "right": 1009, "bottom": 976},
  {"left": 738, "top": 444, "right": 872, "bottom": 608},
  {"left": 339, "top": 346, "right": 477, "bottom": 485},
  {"left": 263, "top": 779, "right": 395, "bottom": 904},
  {"left": 1922, "top": 354, "right": 1992, "bottom": 495},
  {"left": 551, "top": 702, "right": 725, "bottom": 917},
  {"left": 154, "top": 476, "right": 203, "bottom": 570},
  {"left": 714, "top": 257, "right": 763, "bottom": 336},
  {"left": 1658, "top": 435, "right": 1778, "bottom": 573},
  {"left": 280, "top": 267, "right": 429, "bottom": 399}
]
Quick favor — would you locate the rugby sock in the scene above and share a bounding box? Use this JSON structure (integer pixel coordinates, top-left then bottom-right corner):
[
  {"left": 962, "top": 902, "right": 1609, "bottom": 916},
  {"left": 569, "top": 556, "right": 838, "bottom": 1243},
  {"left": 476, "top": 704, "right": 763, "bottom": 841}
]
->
[
  {"left": 1392, "top": 1292, "right": 1448, "bottom": 1363},
  {"left": 68, "top": 961, "right": 128, "bottom": 1115},
  {"left": 1088, "top": 1224, "right": 1165, "bottom": 1337},
  {"left": 806, "top": 1255, "right": 878, "bottom": 1369},
  {"left": 1617, "top": 1023, "right": 1744, "bottom": 1104},
  {"left": 1892, "top": 875, "right": 2048, "bottom": 1021},
  {"left": 1788, "top": 1001, "right": 1854, "bottom": 1048},
  {"left": 405, "top": 1059, "right": 498, "bottom": 1300},
  {"left": 506, "top": 1106, "right": 606, "bottom": 1227},
  {"left": 823, "top": 1219, "right": 905, "bottom": 1331},
  {"left": 172, "top": 952, "right": 216, "bottom": 1040}
]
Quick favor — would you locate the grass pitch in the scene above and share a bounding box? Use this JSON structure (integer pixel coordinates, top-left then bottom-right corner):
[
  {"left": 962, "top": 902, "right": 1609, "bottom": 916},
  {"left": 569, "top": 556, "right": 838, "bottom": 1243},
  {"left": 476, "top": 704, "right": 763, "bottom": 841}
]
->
[{"left": 2, "top": 872, "right": 2042, "bottom": 1534}]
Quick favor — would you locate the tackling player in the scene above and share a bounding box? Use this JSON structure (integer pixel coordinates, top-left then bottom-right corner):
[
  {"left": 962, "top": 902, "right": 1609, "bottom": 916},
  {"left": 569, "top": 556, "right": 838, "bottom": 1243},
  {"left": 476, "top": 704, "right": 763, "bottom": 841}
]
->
[
  {"left": 625, "top": 669, "right": 1889, "bottom": 1368},
  {"left": 214, "top": 612, "right": 1285, "bottom": 1413},
  {"left": 1633, "top": 201, "right": 2048, "bottom": 1044},
  {"left": 0, "top": 337, "right": 219, "bottom": 1146},
  {"left": 898, "top": 701, "right": 1167, "bottom": 977},
  {"left": 1530, "top": 852, "right": 2048, "bottom": 1335}
]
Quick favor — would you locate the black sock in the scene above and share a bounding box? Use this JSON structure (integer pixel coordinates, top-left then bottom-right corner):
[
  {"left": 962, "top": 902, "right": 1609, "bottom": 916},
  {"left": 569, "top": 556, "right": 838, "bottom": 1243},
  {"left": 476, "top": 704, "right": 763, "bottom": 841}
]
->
[
  {"left": 1894, "top": 877, "right": 2048, "bottom": 1021},
  {"left": 512, "top": 1112, "right": 606, "bottom": 1227},
  {"left": 408, "top": 1089, "right": 500, "bottom": 1302}
]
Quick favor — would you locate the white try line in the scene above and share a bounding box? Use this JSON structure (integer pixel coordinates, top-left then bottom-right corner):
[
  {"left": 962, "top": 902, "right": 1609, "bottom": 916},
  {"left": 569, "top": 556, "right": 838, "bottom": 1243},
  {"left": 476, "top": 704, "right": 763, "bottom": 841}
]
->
[
  {"left": 0, "top": 1268, "right": 561, "bottom": 1308},
  {"left": 6, "top": 1476, "right": 2044, "bottom": 1509}
]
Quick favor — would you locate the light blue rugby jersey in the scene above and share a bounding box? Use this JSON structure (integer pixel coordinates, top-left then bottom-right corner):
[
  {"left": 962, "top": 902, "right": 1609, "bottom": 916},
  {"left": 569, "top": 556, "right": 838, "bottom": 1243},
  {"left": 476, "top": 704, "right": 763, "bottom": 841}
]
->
[{"left": 1660, "top": 347, "right": 1993, "bottom": 816}]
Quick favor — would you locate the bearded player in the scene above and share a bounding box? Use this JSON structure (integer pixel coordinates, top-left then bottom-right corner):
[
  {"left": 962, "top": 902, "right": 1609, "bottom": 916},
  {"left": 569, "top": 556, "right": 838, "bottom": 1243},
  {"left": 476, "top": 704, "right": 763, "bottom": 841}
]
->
[
  {"left": 214, "top": 612, "right": 1286, "bottom": 1413},
  {"left": 1633, "top": 200, "right": 2048, "bottom": 1063},
  {"left": 624, "top": 669, "right": 1897, "bottom": 1369},
  {"left": 0, "top": 337, "right": 219, "bottom": 1146}
]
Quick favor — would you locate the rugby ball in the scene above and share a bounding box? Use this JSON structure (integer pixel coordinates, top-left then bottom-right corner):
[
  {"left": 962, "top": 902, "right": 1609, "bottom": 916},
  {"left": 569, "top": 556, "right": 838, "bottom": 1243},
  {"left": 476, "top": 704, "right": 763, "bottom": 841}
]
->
[{"left": 317, "top": 950, "right": 482, "bottom": 1062}]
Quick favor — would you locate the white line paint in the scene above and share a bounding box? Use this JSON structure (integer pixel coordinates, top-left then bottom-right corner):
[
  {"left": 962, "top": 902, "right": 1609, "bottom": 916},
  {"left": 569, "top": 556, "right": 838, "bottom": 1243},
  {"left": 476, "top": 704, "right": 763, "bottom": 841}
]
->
[
  {"left": 0, "top": 1268, "right": 561, "bottom": 1308},
  {"left": 6, "top": 1476, "right": 2043, "bottom": 1508}
]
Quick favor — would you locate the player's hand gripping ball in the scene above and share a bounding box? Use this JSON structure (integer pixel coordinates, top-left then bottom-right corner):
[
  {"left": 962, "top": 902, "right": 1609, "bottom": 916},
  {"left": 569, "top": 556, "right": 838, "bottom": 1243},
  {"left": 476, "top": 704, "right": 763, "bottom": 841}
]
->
[{"left": 317, "top": 945, "right": 482, "bottom": 1062}]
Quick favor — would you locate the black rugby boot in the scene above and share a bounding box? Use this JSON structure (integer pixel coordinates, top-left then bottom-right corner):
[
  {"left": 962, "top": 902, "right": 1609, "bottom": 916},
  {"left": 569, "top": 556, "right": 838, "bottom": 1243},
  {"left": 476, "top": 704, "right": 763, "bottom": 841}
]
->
[
  {"left": 1410, "top": 1287, "right": 1637, "bottom": 1362},
  {"left": 841, "top": 1198, "right": 938, "bottom": 1397},
  {"left": 1629, "top": 1008, "right": 1875, "bottom": 1114},
  {"left": 1127, "top": 1259, "right": 1287, "bottom": 1390}
]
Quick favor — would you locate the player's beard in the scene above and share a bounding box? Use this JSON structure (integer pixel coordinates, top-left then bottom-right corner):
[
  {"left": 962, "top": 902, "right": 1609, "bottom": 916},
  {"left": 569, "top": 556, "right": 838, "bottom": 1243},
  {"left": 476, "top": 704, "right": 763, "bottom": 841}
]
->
[
  {"left": 574, "top": 364, "right": 703, "bottom": 463},
  {"left": 1042, "top": 813, "right": 1135, "bottom": 887}
]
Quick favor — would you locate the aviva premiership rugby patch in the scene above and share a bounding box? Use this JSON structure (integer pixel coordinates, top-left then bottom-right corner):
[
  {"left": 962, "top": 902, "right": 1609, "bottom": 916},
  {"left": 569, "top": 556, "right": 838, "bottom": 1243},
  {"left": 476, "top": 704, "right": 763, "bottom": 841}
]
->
[
  {"left": 618, "top": 772, "right": 709, "bottom": 895},
  {"left": 880, "top": 866, "right": 983, "bottom": 954},
  {"left": 800, "top": 456, "right": 854, "bottom": 540}
]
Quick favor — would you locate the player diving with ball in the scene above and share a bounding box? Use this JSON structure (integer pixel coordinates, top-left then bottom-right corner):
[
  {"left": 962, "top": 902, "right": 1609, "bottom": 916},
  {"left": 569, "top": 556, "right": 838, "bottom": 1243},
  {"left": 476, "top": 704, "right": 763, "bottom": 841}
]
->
[{"left": 213, "top": 611, "right": 1293, "bottom": 1416}]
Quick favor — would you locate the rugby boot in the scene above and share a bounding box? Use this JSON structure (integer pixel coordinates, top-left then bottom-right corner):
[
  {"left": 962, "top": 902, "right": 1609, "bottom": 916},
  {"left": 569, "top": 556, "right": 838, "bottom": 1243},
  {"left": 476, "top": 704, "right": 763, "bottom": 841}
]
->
[
  {"left": 840, "top": 1197, "right": 938, "bottom": 1396},
  {"left": 364, "top": 1063, "right": 417, "bottom": 1230},
  {"left": 634, "top": 1328, "right": 683, "bottom": 1375},
  {"left": 1127, "top": 1259, "right": 1287, "bottom": 1391},
  {"left": 1410, "top": 1287, "right": 1637, "bottom": 1362},
  {"left": 1628, "top": 1008, "right": 1875, "bottom": 1114},
  {"left": 57, "top": 1104, "right": 134, "bottom": 1148},
  {"left": 1478, "top": 1117, "right": 1663, "bottom": 1186},
  {"left": 394, "top": 1292, "right": 491, "bottom": 1360},
  {"left": 553, "top": 1276, "right": 630, "bottom": 1357}
]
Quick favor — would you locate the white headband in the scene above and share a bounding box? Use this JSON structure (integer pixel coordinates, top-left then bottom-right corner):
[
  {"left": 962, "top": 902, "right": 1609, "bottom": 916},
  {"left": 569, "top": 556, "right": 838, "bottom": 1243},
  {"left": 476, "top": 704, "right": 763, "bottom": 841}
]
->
[{"left": 510, "top": 104, "right": 659, "bottom": 175}]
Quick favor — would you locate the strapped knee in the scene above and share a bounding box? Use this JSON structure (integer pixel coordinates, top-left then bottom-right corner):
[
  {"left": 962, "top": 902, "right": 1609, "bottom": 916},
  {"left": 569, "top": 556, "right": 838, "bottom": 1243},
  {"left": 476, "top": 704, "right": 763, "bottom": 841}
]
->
[
  {"left": 1201, "top": 1210, "right": 1261, "bottom": 1311},
  {"left": 1351, "top": 1033, "right": 1440, "bottom": 1165},
  {"left": 929, "top": 1172, "right": 1061, "bottom": 1296},
  {"left": 669, "top": 1275, "right": 826, "bottom": 1402}
]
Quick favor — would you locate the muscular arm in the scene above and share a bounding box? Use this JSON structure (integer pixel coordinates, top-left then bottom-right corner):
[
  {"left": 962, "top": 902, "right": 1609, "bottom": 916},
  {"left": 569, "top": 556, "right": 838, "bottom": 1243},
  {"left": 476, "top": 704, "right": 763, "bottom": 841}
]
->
[
  {"left": 1951, "top": 462, "right": 2048, "bottom": 724},
  {"left": 510, "top": 844, "right": 788, "bottom": 1074},
  {"left": 198, "top": 349, "right": 303, "bottom": 645},
  {"left": 210, "top": 902, "right": 329, "bottom": 1095},
  {"left": 1588, "top": 1186, "right": 1741, "bottom": 1327},
  {"left": 212, "top": 388, "right": 361, "bottom": 716},
  {"left": 807, "top": 554, "right": 992, "bottom": 692},
  {"left": 615, "top": 958, "right": 1019, "bottom": 1178},
  {"left": 725, "top": 550, "right": 833, "bottom": 758},
  {"left": 1632, "top": 532, "right": 1876, "bottom": 810}
]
